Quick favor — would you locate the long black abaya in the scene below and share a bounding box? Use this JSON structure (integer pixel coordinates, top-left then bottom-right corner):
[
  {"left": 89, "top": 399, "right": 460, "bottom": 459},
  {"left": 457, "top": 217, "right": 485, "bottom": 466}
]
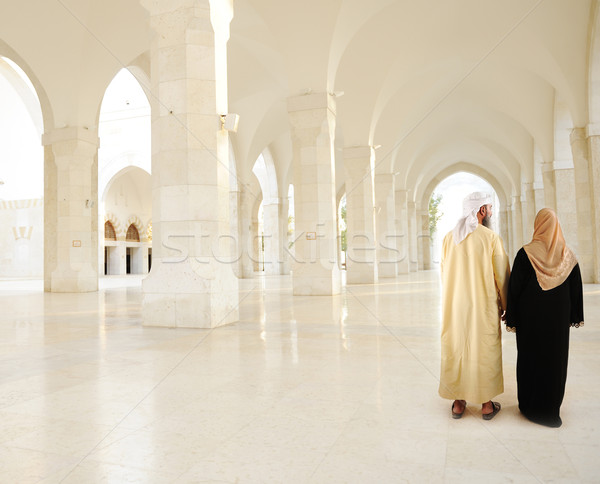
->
[{"left": 505, "top": 248, "right": 584, "bottom": 428}]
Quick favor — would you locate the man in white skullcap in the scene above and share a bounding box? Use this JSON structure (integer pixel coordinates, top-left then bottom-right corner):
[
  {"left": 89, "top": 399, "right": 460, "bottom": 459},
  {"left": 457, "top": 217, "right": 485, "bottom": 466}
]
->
[{"left": 439, "top": 192, "right": 510, "bottom": 420}]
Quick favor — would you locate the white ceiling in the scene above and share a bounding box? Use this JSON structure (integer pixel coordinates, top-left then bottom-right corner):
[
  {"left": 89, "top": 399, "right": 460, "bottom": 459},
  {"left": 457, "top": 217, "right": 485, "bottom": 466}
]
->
[{"left": 0, "top": 0, "right": 595, "bottom": 207}]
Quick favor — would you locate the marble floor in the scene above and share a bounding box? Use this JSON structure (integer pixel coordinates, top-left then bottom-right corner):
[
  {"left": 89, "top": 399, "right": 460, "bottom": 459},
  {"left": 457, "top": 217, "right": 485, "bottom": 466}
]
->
[{"left": 0, "top": 271, "right": 598, "bottom": 483}]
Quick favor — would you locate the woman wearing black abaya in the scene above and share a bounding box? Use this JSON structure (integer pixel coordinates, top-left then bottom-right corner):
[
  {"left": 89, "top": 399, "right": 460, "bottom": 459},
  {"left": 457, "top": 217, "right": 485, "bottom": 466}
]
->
[{"left": 504, "top": 208, "right": 584, "bottom": 428}]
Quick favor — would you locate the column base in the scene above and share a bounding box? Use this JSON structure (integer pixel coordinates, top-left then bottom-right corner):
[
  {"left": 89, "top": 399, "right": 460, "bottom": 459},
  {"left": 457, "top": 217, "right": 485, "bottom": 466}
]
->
[
  {"left": 377, "top": 262, "right": 397, "bottom": 278},
  {"left": 50, "top": 264, "right": 97, "bottom": 292},
  {"left": 292, "top": 262, "right": 340, "bottom": 295},
  {"left": 346, "top": 262, "right": 378, "bottom": 284},
  {"left": 142, "top": 259, "right": 239, "bottom": 328},
  {"left": 397, "top": 259, "right": 410, "bottom": 274}
]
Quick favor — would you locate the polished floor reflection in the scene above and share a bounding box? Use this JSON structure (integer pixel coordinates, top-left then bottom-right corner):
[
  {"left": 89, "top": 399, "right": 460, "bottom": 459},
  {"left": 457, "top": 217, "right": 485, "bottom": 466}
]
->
[{"left": 0, "top": 272, "right": 598, "bottom": 483}]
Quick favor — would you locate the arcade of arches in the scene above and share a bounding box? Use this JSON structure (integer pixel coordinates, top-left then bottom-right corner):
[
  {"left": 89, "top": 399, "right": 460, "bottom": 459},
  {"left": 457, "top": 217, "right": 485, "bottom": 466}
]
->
[
  {"left": 1, "top": 2, "right": 600, "bottom": 481},
  {"left": 1, "top": 1, "right": 599, "bottom": 328}
]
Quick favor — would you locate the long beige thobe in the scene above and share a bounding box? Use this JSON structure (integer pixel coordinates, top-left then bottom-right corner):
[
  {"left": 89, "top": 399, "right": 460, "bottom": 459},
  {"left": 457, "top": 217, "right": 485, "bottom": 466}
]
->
[{"left": 439, "top": 224, "right": 510, "bottom": 404}]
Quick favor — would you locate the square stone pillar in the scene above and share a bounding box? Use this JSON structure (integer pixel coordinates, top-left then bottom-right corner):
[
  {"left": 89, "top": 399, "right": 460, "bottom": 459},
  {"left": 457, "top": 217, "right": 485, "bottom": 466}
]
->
[
  {"left": 116, "top": 243, "right": 127, "bottom": 275},
  {"left": 344, "top": 146, "right": 378, "bottom": 284},
  {"left": 130, "top": 245, "right": 145, "bottom": 274},
  {"left": 521, "top": 182, "right": 535, "bottom": 240},
  {"left": 279, "top": 197, "right": 291, "bottom": 275},
  {"left": 541, "top": 162, "right": 557, "bottom": 211},
  {"left": 510, "top": 196, "right": 523, "bottom": 262},
  {"left": 237, "top": 184, "right": 258, "bottom": 278},
  {"left": 499, "top": 209, "right": 510, "bottom": 255},
  {"left": 505, "top": 207, "right": 514, "bottom": 259},
  {"left": 43, "top": 127, "right": 99, "bottom": 292},
  {"left": 587, "top": 128, "right": 600, "bottom": 281},
  {"left": 142, "top": 0, "right": 239, "bottom": 328},
  {"left": 262, "top": 199, "right": 283, "bottom": 274},
  {"left": 252, "top": 217, "right": 260, "bottom": 272},
  {"left": 394, "top": 187, "right": 409, "bottom": 274},
  {"left": 407, "top": 200, "right": 418, "bottom": 272},
  {"left": 533, "top": 183, "right": 545, "bottom": 214},
  {"left": 417, "top": 209, "right": 432, "bottom": 270},
  {"left": 140, "top": 246, "right": 150, "bottom": 274},
  {"left": 571, "top": 128, "right": 594, "bottom": 282},
  {"left": 588, "top": 128, "right": 600, "bottom": 281},
  {"left": 374, "top": 174, "right": 397, "bottom": 277},
  {"left": 229, "top": 187, "right": 242, "bottom": 278},
  {"left": 544, "top": 161, "right": 579, "bottom": 253},
  {"left": 287, "top": 93, "right": 340, "bottom": 295}
]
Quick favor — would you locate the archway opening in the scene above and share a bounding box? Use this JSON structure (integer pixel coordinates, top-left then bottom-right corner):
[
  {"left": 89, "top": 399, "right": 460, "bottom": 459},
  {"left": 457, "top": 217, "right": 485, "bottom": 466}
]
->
[
  {"left": 98, "top": 68, "right": 151, "bottom": 279},
  {"left": 252, "top": 151, "right": 280, "bottom": 274},
  {"left": 102, "top": 168, "right": 152, "bottom": 276},
  {"left": 429, "top": 172, "right": 499, "bottom": 265},
  {"left": 0, "top": 56, "right": 44, "bottom": 278}
]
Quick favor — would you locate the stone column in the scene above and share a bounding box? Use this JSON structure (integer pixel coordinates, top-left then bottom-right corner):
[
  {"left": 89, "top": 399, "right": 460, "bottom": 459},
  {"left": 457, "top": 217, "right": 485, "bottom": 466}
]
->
[
  {"left": 287, "top": 92, "right": 340, "bottom": 295},
  {"left": 229, "top": 187, "right": 241, "bottom": 278},
  {"left": 533, "top": 183, "right": 545, "bottom": 214},
  {"left": 505, "top": 207, "right": 514, "bottom": 259},
  {"left": 374, "top": 174, "right": 397, "bottom": 277},
  {"left": 587, "top": 125, "right": 600, "bottom": 281},
  {"left": 131, "top": 246, "right": 145, "bottom": 274},
  {"left": 141, "top": 246, "right": 150, "bottom": 274},
  {"left": 417, "top": 209, "right": 432, "bottom": 270},
  {"left": 238, "top": 183, "right": 257, "bottom": 278},
  {"left": 394, "top": 187, "right": 409, "bottom": 274},
  {"left": 344, "top": 146, "right": 377, "bottom": 284},
  {"left": 262, "top": 199, "right": 283, "bottom": 274},
  {"left": 252, "top": 210, "right": 260, "bottom": 272},
  {"left": 549, "top": 161, "right": 579, "bottom": 253},
  {"left": 571, "top": 128, "right": 594, "bottom": 282},
  {"left": 142, "top": 0, "right": 239, "bottom": 328},
  {"left": 116, "top": 243, "right": 127, "bottom": 274},
  {"left": 279, "top": 197, "right": 291, "bottom": 275},
  {"left": 43, "top": 127, "right": 98, "bottom": 292},
  {"left": 541, "top": 162, "right": 557, "bottom": 211},
  {"left": 499, "top": 209, "right": 509, "bottom": 255},
  {"left": 521, "top": 182, "right": 535, "bottom": 241},
  {"left": 407, "top": 200, "right": 418, "bottom": 272},
  {"left": 510, "top": 196, "right": 523, "bottom": 262}
]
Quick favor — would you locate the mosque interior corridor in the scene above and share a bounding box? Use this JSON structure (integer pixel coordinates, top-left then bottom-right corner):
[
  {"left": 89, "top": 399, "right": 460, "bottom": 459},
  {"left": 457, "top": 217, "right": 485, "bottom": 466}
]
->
[
  {"left": 2, "top": 1, "right": 600, "bottom": 481},
  {"left": 0, "top": 272, "right": 598, "bottom": 483}
]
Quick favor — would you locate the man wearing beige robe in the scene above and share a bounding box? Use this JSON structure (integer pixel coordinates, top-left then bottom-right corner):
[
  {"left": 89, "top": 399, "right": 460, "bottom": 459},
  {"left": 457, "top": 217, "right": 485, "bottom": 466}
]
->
[{"left": 439, "top": 192, "right": 510, "bottom": 420}]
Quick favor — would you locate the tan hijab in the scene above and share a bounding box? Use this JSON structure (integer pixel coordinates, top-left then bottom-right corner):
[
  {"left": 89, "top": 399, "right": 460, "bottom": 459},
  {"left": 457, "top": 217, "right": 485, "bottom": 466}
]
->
[{"left": 523, "top": 208, "right": 577, "bottom": 291}]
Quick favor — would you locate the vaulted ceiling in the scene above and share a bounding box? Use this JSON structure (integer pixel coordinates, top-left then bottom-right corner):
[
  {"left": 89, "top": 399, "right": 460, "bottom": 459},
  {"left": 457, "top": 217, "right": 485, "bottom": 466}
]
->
[{"left": 0, "top": 0, "right": 595, "bottom": 207}]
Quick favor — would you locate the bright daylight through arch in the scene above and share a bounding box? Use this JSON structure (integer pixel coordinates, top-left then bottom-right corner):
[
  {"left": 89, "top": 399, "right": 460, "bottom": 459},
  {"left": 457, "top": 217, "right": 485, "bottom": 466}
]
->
[{"left": 429, "top": 172, "right": 499, "bottom": 265}]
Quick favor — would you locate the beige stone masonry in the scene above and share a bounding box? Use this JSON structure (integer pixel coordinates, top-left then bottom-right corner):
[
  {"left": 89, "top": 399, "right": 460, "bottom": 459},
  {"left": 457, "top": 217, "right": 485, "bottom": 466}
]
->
[
  {"left": 417, "top": 209, "right": 431, "bottom": 270},
  {"left": 142, "top": 0, "right": 239, "bottom": 328},
  {"left": 394, "top": 187, "right": 410, "bottom": 274},
  {"left": 42, "top": 127, "right": 99, "bottom": 292},
  {"left": 344, "top": 146, "right": 378, "bottom": 284},
  {"left": 374, "top": 174, "right": 397, "bottom": 277},
  {"left": 262, "top": 199, "right": 283, "bottom": 275},
  {"left": 287, "top": 92, "right": 340, "bottom": 295},
  {"left": 570, "top": 128, "right": 594, "bottom": 282},
  {"left": 407, "top": 200, "right": 418, "bottom": 272},
  {"left": 510, "top": 196, "right": 523, "bottom": 262}
]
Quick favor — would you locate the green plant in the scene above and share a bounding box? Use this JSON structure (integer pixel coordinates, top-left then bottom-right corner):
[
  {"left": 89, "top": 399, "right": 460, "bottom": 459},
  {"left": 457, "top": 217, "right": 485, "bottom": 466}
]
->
[
  {"left": 340, "top": 200, "right": 347, "bottom": 252},
  {"left": 429, "top": 193, "right": 443, "bottom": 237}
]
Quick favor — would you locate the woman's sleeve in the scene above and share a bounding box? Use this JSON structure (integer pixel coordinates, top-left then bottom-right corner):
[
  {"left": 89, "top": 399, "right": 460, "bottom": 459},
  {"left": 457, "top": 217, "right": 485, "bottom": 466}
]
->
[
  {"left": 570, "top": 263, "right": 584, "bottom": 328},
  {"left": 504, "top": 248, "right": 528, "bottom": 332}
]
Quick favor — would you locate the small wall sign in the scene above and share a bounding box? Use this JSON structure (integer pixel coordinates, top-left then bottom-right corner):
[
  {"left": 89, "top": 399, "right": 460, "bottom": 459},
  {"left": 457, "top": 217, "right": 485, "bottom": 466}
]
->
[
  {"left": 72, "top": 240, "right": 81, "bottom": 247},
  {"left": 306, "top": 232, "right": 316, "bottom": 240}
]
